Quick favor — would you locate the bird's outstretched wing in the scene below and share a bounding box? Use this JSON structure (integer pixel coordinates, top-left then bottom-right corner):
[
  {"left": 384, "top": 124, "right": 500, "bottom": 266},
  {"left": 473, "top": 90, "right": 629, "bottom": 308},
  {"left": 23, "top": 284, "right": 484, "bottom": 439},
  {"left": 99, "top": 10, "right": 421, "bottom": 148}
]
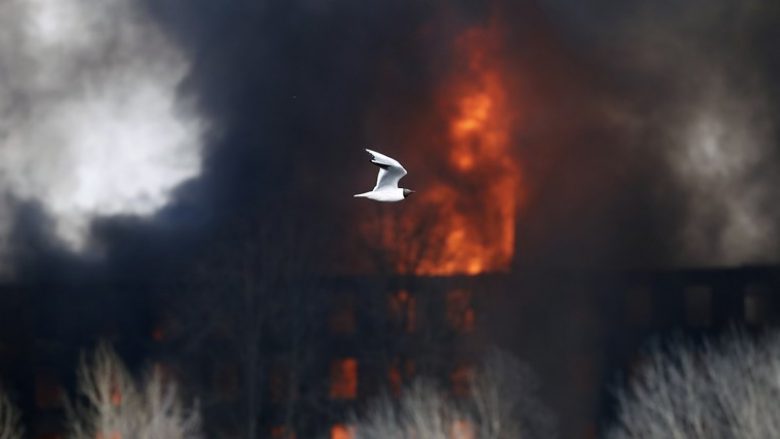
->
[{"left": 366, "top": 148, "right": 407, "bottom": 190}]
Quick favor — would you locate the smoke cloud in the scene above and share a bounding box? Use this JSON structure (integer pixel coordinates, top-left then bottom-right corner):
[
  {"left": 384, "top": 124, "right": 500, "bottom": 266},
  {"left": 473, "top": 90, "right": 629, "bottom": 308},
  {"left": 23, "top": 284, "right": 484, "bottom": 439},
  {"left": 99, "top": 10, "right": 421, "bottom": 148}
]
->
[
  {"left": 631, "top": 1, "right": 779, "bottom": 265},
  {"left": 0, "top": 0, "right": 205, "bottom": 276},
  {"left": 527, "top": 0, "right": 780, "bottom": 267},
  {"left": 591, "top": 0, "right": 780, "bottom": 265},
  {"left": 1, "top": 0, "right": 777, "bottom": 277}
]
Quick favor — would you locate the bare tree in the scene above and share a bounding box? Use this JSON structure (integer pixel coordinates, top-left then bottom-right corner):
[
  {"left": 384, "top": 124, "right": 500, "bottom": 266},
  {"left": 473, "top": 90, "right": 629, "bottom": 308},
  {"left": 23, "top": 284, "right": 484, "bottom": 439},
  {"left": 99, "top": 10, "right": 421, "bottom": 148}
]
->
[
  {"left": 68, "top": 343, "right": 138, "bottom": 439},
  {"left": 608, "top": 331, "right": 780, "bottom": 439},
  {"left": 354, "top": 380, "right": 464, "bottom": 439},
  {"left": 171, "top": 214, "right": 328, "bottom": 438},
  {"left": 352, "top": 349, "right": 555, "bottom": 439},
  {"left": 0, "top": 388, "right": 23, "bottom": 439},
  {"left": 470, "top": 350, "right": 556, "bottom": 439},
  {"left": 138, "top": 370, "right": 202, "bottom": 439},
  {"left": 67, "top": 343, "right": 201, "bottom": 439}
]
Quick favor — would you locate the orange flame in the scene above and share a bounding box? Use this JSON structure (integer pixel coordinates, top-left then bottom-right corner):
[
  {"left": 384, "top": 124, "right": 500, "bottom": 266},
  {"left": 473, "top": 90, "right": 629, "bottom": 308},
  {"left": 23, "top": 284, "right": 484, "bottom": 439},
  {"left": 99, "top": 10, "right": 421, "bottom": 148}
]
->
[
  {"left": 411, "top": 24, "right": 520, "bottom": 276},
  {"left": 359, "top": 21, "right": 521, "bottom": 276}
]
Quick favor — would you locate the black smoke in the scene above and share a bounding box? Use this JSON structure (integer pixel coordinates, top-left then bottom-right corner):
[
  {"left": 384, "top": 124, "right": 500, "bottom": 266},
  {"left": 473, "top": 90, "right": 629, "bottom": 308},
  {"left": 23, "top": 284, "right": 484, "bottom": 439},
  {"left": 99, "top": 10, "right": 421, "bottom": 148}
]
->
[
  {"left": 520, "top": 0, "right": 780, "bottom": 267},
  {"left": 2, "top": 0, "right": 777, "bottom": 280},
  {"left": 1, "top": 2, "right": 778, "bottom": 437}
]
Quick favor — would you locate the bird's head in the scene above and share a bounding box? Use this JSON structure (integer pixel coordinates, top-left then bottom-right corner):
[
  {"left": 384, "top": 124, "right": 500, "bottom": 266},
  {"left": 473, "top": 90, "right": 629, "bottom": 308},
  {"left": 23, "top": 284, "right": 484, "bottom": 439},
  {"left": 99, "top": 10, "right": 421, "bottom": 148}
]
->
[{"left": 402, "top": 188, "right": 415, "bottom": 198}]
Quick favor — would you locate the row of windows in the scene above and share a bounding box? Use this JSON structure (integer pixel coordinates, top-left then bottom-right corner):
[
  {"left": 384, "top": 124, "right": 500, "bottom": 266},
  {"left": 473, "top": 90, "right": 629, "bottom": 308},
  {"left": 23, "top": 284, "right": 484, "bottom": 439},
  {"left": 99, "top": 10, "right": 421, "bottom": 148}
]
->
[
  {"left": 331, "top": 358, "right": 473, "bottom": 401},
  {"left": 208, "top": 356, "right": 474, "bottom": 403},
  {"left": 33, "top": 357, "right": 423, "bottom": 411},
  {"left": 329, "top": 289, "right": 475, "bottom": 335},
  {"left": 268, "top": 424, "right": 357, "bottom": 439},
  {"left": 625, "top": 283, "right": 775, "bottom": 328},
  {"left": 268, "top": 423, "right": 355, "bottom": 439},
  {"left": 270, "top": 420, "right": 478, "bottom": 439}
]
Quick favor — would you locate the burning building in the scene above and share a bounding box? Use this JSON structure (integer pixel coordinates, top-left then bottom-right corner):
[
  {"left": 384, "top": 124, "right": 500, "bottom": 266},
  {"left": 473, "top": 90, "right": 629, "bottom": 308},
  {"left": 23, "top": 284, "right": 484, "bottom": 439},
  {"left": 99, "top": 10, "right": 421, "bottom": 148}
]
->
[
  {"left": 0, "top": 0, "right": 778, "bottom": 438},
  {"left": 365, "top": 20, "right": 521, "bottom": 276}
]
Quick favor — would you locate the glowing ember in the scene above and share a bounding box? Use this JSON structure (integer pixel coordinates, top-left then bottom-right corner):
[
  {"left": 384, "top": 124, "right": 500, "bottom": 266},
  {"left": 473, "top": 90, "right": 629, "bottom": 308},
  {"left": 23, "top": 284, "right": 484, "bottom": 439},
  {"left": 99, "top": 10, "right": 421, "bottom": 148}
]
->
[
  {"left": 330, "top": 424, "right": 355, "bottom": 439},
  {"left": 329, "top": 358, "right": 358, "bottom": 400},
  {"left": 452, "top": 419, "right": 475, "bottom": 439},
  {"left": 111, "top": 386, "right": 122, "bottom": 406},
  {"left": 388, "top": 357, "right": 416, "bottom": 396},
  {"left": 450, "top": 363, "right": 475, "bottom": 397},
  {"left": 271, "top": 426, "right": 296, "bottom": 439},
  {"left": 446, "top": 289, "right": 475, "bottom": 333}
]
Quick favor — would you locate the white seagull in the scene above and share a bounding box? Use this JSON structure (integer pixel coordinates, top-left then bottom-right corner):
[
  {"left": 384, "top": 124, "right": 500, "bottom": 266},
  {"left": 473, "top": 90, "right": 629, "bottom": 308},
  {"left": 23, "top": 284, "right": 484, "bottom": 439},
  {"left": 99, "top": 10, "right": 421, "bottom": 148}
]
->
[{"left": 354, "top": 148, "right": 415, "bottom": 202}]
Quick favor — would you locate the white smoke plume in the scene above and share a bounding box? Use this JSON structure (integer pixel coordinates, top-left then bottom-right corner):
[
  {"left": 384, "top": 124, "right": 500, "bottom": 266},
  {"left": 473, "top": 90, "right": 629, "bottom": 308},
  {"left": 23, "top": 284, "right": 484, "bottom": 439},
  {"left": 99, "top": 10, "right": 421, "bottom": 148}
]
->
[{"left": 0, "top": 0, "right": 204, "bottom": 276}]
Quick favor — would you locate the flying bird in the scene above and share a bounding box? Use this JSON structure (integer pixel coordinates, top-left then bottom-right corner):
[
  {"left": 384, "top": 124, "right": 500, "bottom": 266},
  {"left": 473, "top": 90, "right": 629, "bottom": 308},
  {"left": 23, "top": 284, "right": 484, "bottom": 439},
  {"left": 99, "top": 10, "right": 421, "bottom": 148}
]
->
[{"left": 354, "top": 149, "right": 415, "bottom": 202}]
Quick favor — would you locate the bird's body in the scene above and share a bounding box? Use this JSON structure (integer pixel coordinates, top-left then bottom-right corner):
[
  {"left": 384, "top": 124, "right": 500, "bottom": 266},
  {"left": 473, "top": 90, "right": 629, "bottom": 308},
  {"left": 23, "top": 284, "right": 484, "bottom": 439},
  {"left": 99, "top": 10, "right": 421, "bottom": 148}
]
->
[
  {"left": 354, "top": 149, "right": 414, "bottom": 202},
  {"left": 353, "top": 187, "right": 407, "bottom": 202}
]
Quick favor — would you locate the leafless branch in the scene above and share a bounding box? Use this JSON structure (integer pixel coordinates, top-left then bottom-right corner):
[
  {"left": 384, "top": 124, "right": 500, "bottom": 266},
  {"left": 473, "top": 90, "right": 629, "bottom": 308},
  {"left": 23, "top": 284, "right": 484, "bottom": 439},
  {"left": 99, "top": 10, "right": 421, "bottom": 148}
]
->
[
  {"left": 470, "top": 349, "right": 555, "bottom": 439},
  {"left": 67, "top": 343, "right": 202, "bottom": 439},
  {"left": 609, "top": 331, "right": 780, "bottom": 439},
  {"left": 68, "top": 342, "right": 139, "bottom": 439},
  {"left": 138, "top": 369, "right": 202, "bottom": 439},
  {"left": 0, "top": 389, "right": 23, "bottom": 439},
  {"left": 353, "top": 350, "right": 554, "bottom": 439}
]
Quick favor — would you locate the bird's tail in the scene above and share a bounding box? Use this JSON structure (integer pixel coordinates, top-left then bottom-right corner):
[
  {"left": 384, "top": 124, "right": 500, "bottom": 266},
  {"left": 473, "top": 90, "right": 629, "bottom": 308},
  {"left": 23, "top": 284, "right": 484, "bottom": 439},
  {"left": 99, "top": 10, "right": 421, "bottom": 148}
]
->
[{"left": 353, "top": 192, "right": 370, "bottom": 198}]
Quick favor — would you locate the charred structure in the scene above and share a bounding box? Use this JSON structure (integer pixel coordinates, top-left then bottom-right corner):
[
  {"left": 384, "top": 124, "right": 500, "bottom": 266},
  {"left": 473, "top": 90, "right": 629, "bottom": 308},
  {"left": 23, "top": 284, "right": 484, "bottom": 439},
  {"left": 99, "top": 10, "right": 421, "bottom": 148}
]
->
[
  {"left": 0, "top": 1, "right": 778, "bottom": 439},
  {"left": 3, "top": 266, "right": 780, "bottom": 438}
]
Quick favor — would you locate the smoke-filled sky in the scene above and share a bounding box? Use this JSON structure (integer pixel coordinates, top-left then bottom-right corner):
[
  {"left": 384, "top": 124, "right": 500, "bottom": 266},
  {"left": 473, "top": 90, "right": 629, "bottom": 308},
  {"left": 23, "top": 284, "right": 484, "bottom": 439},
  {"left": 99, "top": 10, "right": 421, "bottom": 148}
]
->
[
  {"left": 0, "top": 0, "right": 778, "bottom": 280},
  {"left": 0, "top": 0, "right": 204, "bottom": 278},
  {"left": 532, "top": 0, "right": 780, "bottom": 266}
]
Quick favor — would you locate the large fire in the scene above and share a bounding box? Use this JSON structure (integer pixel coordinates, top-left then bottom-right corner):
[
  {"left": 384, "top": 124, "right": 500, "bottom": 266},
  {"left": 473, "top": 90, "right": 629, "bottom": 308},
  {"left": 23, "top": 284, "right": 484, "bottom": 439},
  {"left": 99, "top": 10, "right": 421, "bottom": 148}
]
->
[{"left": 367, "top": 23, "right": 521, "bottom": 276}]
